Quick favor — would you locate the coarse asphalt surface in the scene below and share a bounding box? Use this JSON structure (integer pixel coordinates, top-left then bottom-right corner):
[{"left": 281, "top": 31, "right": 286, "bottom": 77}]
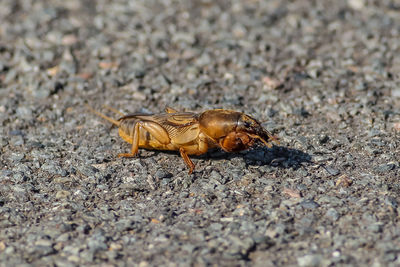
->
[{"left": 1, "top": 0, "right": 400, "bottom": 266}]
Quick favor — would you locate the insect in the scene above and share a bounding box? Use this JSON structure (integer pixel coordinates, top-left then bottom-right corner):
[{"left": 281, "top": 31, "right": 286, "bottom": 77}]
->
[{"left": 87, "top": 105, "right": 279, "bottom": 174}]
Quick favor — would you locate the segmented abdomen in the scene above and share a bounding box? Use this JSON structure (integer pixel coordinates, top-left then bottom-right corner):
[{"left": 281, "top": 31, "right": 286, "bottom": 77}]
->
[{"left": 119, "top": 118, "right": 138, "bottom": 138}]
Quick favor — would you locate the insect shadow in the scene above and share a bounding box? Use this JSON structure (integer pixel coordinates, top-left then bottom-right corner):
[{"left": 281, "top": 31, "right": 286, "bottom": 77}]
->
[
  {"left": 207, "top": 145, "right": 312, "bottom": 170},
  {"left": 141, "top": 145, "right": 312, "bottom": 171}
]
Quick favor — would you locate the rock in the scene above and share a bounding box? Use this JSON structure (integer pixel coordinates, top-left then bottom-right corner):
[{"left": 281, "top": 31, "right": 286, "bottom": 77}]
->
[
  {"left": 325, "top": 208, "right": 340, "bottom": 221},
  {"left": 374, "top": 163, "right": 396, "bottom": 173},
  {"left": 298, "top": 254, "right": 323, "bottom": 267},
  {"left": 300, "top": 200, "right": 320, "bottom": 209}
]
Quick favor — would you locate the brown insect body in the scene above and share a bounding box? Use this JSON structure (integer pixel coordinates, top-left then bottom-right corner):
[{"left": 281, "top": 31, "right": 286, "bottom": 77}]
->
[{"left": 87, "top": 106, "right": 279, "bottom": 174}]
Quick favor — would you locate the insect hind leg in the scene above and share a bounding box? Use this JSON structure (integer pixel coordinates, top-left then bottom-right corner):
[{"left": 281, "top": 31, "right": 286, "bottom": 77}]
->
[
  {"left": 118, "top": 120, "right": 171, "bottom": 158},
  {"left": 118, "top": 122, "right": 140, "bottom": 158},
  {"left": 165, "top": 107, "right": 178, "bottom": 113}
]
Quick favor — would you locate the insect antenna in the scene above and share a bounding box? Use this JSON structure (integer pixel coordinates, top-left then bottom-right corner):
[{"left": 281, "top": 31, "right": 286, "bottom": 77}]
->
[
  {"left": 102, "top": 105, "right": 125, "bottom": 116},
  {"left": 85, "top": 104, "right": 121, "bottom": 126}
]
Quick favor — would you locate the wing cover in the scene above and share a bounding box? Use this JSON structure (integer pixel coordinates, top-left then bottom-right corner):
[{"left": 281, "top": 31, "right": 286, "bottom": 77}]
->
[{"left": 120, "top": 112, "right": 200, "bottom": 145}]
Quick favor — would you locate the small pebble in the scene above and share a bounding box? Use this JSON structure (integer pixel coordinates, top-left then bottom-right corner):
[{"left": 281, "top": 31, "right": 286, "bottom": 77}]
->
[
  {"left": 325, "top": 208, "right": 340, "bottom": 221},
  {"left": 298, "top": 254, "right": 322, "bottom": 267},
  {"left": 55, "top": 190, "right": 71, "bottom": 199},
  {"left": 300, "top": 200, "right": 320, "bottom": 209},
  {"left": 374, "top": 163, "right": 396, "bottom": 173}
]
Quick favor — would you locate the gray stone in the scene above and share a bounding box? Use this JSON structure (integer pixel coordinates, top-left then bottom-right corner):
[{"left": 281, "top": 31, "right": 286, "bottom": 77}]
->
[{"left": 298, "top": 254, "right": 322, "bottom": 267}]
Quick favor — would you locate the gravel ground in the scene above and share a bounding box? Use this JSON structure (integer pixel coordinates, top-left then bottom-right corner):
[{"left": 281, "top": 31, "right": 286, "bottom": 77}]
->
[{"left": 1, "top": 0, "right": 400, "bottom": 266}]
